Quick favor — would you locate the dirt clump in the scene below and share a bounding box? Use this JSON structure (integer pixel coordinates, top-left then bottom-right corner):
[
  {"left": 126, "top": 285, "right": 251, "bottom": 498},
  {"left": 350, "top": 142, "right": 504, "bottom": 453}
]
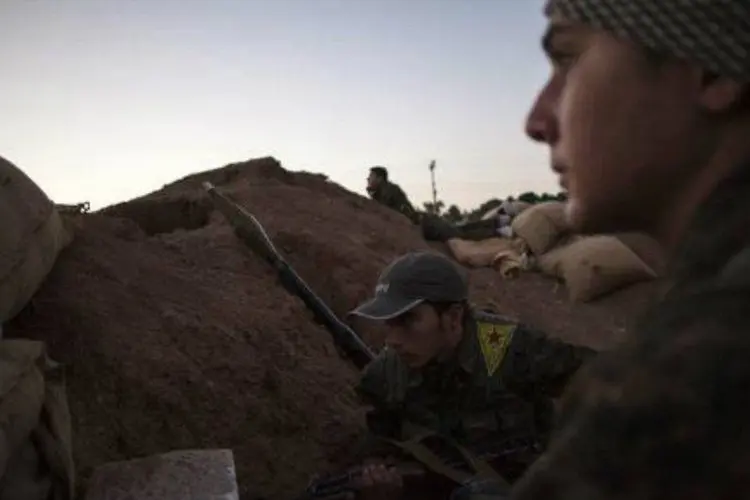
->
[{"left": 5, "top": 157, "right": 659, "bottom": 498}]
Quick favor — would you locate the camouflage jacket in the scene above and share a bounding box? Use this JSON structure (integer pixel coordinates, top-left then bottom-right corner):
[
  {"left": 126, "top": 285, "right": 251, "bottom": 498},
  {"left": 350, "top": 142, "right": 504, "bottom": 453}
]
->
[
  {"left": 368, "top": 181, "right": 418, "bottom": 222},
  {"left": 508, "top": 163, "right": 750, "bottom": 500},
  {"left": 356, "top": 311, "right": 595, "bottom": 469}
]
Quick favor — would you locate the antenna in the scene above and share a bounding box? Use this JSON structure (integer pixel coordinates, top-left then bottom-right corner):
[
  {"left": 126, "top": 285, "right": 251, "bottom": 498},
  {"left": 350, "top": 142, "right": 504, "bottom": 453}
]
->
[{"left": 429, "top": 160, "right": 437, "bottom": 211}]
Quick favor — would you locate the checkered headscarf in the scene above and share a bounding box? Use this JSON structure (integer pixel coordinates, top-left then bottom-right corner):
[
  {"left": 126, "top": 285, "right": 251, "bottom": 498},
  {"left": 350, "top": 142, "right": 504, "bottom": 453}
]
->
[{"left": 544, "top": 0, "right": 750, "bottom": 81}]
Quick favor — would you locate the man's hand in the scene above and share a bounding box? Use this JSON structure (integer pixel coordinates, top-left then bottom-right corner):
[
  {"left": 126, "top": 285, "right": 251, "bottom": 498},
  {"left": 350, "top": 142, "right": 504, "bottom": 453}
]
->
[
  {"left": 450, "top": 477, "right": 510, "bottom": 500},
  {"left": 354, "top": 463, "right": 403, "bottom": 500}
]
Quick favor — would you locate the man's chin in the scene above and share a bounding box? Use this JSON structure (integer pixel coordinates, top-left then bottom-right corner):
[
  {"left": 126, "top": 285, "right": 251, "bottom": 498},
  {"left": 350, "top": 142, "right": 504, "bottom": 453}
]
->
[
  {"left": 563, "top": 199, "right": 584, "bottom": 232},
  {"left": 564, "top": 198, "right": 617, "bottom": 235},
  {"left": 400, "top": 354, "right": 426, "bottom": 369}
]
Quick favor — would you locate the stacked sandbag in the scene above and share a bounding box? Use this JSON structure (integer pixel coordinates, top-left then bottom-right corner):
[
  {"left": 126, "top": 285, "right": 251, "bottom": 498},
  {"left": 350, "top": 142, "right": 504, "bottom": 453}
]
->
[
  {"left": 537, "top": 233, "right": 664, "bottom": 303},
  {"left": 0, "top": 156, "right": 74, "bottom": 322},
  {"left": 509, "top": 201, "right": 664, "bottom": 302},
  {"left": 0, "top": 156, "right": 75, "bottom": 500},
  {"left": 504, "top": 200, "right": 531, "bottom": 217},
  {"left": 510, "top": 202, "right": 569, "bottom": 256},
  {"left": 0, "top": 341, "right": 75, "bottom": 500},
  {"left": 447, "top": 237, "right": 524, "bottom": 269}
]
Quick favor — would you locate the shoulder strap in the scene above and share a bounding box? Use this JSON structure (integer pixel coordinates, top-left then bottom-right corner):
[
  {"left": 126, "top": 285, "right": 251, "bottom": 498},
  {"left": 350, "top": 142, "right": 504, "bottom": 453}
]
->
[{"left": 381, "top": 423, "right": 508, "bottom": 485}]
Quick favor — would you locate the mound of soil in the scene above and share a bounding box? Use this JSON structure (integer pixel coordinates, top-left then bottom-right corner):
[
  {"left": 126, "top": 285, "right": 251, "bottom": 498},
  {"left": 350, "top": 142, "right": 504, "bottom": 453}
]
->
[{"left": 5, "top": 157, "right": 660, "bottom": 498}]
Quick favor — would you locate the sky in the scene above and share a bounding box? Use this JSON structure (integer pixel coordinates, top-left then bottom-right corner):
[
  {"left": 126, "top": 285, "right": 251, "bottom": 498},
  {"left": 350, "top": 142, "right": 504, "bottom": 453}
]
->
[{"left": 1, "top": 0, "right": 554, "bottom": 211}]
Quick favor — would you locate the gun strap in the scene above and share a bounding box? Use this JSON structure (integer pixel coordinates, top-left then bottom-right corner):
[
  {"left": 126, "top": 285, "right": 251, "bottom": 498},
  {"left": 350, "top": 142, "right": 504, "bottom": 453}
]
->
[
  {"left": 383, "top": 425, "right": 507, "bottom": 486},
  {"left": 384, "top": 434, "right": 472, "bottom": 484},
  {"left": 448, "top": 438, "right": 507, "bottom": 485}
]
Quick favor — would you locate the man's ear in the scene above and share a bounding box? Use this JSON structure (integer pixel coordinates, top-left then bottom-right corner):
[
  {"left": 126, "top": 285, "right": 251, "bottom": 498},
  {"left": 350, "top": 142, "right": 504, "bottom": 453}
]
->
[
  {"left": 699, "top": 72, "right": 746, "bottom": 112},
  {"left": 448, "top": 304, "right": 465, "bottom": 329}
]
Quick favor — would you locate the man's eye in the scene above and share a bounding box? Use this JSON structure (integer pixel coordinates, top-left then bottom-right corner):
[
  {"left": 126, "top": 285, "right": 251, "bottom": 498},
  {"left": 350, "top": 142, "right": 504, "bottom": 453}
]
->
[
  {"left": 400, "top": 314, "right": 417, "bottom": 326},
  {"left": 550, "top": 51, "right": 578, "bottom": 69}
]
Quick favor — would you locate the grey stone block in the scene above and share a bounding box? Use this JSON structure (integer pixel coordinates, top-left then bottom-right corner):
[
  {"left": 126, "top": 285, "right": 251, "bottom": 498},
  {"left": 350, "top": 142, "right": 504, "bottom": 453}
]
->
[{"left": 84, "top": 449, "right": 238, "bottom": 500}]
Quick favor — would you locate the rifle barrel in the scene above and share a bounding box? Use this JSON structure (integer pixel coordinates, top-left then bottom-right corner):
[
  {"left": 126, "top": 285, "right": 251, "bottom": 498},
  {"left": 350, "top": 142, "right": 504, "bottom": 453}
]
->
[{"left": 202, "top": 182, "right": 376, "bottom": 369}]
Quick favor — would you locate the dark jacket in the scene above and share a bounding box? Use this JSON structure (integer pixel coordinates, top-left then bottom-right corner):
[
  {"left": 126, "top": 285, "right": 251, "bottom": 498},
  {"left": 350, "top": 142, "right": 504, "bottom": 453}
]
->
[
  {"left": 508, "top": 163, "right": 750, "bottom": 500},
  {"left": 368, "top": 181, "right": 418, "bottom": 222},
  {"left": 356, "top": 311, "right": 595, "bottom": 479}
]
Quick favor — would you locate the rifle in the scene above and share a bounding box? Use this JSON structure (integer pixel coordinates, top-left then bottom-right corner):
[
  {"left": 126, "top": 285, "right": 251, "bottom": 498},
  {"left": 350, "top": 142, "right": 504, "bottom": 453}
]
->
[
  {"left": 202, "top": 182, "right": 376, "bottom": 370},
  {"left": 298, "top": 435, "right": 537, "bottom": 499}
]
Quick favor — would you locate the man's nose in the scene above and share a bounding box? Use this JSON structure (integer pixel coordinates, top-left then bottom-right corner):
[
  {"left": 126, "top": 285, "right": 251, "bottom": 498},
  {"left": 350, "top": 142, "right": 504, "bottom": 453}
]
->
[
  {"left": 384, "top": 329, "right": 404, "bottom": 349},
  {"left": 524, "top": 80, "right": 559, "bottom": 144}
]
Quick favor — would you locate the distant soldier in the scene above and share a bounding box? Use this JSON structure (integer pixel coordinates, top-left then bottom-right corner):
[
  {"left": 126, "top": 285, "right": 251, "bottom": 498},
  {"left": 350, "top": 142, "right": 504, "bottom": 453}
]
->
[
  {"left": 367, "top": 166, "right": 419, "bottom": 223},
  {"left": 422, "top": 199, "right": 529, "bottom": 242},
  {"left": 348, "top": 251, "right": 595, "bottom": 498},
  {"left": 454, "top": 1, "right": 750, "bottom": 499}
]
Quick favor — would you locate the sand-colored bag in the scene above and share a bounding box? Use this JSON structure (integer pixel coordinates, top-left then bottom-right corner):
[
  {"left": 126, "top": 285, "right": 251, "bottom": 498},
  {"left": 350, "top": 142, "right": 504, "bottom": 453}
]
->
[
  {"left": 0, "top": 157, "right": 73, "bottom": 322},
  {"left": 447, "top": 238, "right": 517, "bottom": 268},
  {"left": 0, "top": 340, "right": 74, "bottom": 500},
  {"left": 510, "top": 202, "right": 569, "bottom": 256},
  {"left": 537, "top": 233, "right": 662, "bottom": 302},
  {"left": 447, "top": 237, "right": 530, "bottom": 278},
  {"left": 480, "top": 200, "right": 531, "bottom": 221}
]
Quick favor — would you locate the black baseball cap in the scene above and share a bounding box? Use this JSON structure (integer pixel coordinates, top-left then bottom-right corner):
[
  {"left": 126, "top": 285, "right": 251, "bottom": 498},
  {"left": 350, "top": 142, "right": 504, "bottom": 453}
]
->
[{"left": 349, "top": 251, "right": 468, "bottom": 320}]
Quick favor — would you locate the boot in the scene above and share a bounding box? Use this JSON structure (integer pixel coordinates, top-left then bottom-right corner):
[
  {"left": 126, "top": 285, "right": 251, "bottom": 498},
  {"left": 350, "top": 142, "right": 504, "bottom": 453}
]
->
[
  {"left": 455, "top": 219, "right": 499, "bottom": 241},
  {"left": 421, "top": 215, "right": 461, "bottom": 242}
]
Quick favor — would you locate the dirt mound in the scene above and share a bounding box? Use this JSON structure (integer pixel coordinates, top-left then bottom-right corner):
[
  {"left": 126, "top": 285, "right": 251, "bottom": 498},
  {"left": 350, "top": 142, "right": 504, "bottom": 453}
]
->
[{"left": 5, "top": 157, "right": 660, "bottom": 498}]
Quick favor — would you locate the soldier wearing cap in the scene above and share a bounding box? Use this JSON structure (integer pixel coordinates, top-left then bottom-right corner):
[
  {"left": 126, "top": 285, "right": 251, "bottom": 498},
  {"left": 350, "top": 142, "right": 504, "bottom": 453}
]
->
[
  {"left": 465, "top": 1, "right": 750, "bottom": 500},
  {"left": 348, "top": 251, "right": 595, "bottom": 498}
]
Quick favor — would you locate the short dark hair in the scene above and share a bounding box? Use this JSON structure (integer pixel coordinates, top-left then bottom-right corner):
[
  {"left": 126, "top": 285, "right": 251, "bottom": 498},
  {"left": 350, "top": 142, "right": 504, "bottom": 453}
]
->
[
  {"left": 370, "top": 166, "right": 388, "bottom": 181},
  {"left": 428, "top": 300, "right": 471, "bottom": 323}
]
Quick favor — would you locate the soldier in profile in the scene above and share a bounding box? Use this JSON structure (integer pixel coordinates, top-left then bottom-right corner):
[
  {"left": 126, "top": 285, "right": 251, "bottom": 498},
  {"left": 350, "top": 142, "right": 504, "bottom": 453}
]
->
[
  {"left": 483, "top": 1, "right": 750, "bottom": 499},
  {"left": 366, "top": 166, "right": 419, "bottom": 223}
]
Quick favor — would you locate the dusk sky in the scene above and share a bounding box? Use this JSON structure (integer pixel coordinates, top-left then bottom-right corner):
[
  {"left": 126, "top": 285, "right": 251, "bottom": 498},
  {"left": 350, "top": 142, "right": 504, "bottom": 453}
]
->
[{"left": 2, "top": 0, "right": 554, "bottom": 211}]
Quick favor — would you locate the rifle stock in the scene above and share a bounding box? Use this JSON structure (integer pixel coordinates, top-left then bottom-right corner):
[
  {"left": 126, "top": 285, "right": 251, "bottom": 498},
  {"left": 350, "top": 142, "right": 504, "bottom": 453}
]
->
[{"left": 202, "top": 182, "right": 376, "bottom": 370}]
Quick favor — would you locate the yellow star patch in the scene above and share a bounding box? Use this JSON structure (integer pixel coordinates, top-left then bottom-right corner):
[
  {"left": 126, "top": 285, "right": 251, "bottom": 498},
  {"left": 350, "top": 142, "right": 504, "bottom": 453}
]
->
[{"left": 477, "top": 322, "right": 515, "bottom": 376}]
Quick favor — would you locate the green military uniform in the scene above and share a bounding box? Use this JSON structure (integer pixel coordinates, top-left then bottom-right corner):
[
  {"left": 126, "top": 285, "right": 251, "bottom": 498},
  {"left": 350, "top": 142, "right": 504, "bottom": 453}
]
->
[
  {"left": 508, "top": 166, "right": 750, "bottom": 500},
  {"left": 349, "top": 252, "right": 595, "bottom": 487},
  {"left": 368, "top": 181, "right": 418, "bottom": 223}
]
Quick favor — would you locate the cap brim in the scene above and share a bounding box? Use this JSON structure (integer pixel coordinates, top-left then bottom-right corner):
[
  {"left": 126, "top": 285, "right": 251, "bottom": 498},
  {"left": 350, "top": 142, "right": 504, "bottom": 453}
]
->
[{"left": 348, "top": 295, "right": 424, "bottom": 320}]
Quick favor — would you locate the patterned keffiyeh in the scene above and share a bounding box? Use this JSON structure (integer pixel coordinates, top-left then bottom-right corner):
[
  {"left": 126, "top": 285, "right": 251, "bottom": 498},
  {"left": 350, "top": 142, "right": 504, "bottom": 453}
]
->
[{"left": 544, "top": 0, "right": 750, "bottom": 81}]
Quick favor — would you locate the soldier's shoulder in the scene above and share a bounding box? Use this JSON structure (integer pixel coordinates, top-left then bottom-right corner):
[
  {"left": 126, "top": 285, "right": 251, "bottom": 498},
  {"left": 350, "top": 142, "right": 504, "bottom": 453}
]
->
[
  {"left": 384, "top": 181, "right": 406, "bottom": 195},
  {"left": 473, "top": 309, "right": 549, "bottom": 345},
  {"left": 362, "top": 347, "right": 405, "bottom": 378},
  {"left": 530, "top": 289, "right": 750, "bottom": 496},
  {"left": 357, "top": 348, "right": 409, "bottom": 405},
  {"left": 472, "top": 308, "right": 517, "bottom": 325},
  {"left": 472, "top": 310, "right": 520, "bottom": 344},
  {"left": 465, "top": 310, "right": 519, "bottom": 379}
]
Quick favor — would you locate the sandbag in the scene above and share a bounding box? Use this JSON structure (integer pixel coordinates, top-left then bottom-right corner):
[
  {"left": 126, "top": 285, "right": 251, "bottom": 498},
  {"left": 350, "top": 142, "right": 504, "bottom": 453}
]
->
[
  {"left": 0, "top": 340, "right": 74, "bottom": 500},
  {"left": 510, "top": 202, "right": 569, "bottom": 256},
  {"left": 505, "top": 200, "right": 531, "bottom": 217},
  {"left": 479, "top": 200, "right": 531, "bottom": 221},
  {"left": 537, "top": 234, "right": 661, "bottom": 302},
  {"left": 0, "top": 156, "right": 73, "bottom": 322},
  {"left": 491, "top": 244, "right": 530, "bottom": 279},
  {"left": 447, "top": 238, "right": 518, "bottom": 268}
]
